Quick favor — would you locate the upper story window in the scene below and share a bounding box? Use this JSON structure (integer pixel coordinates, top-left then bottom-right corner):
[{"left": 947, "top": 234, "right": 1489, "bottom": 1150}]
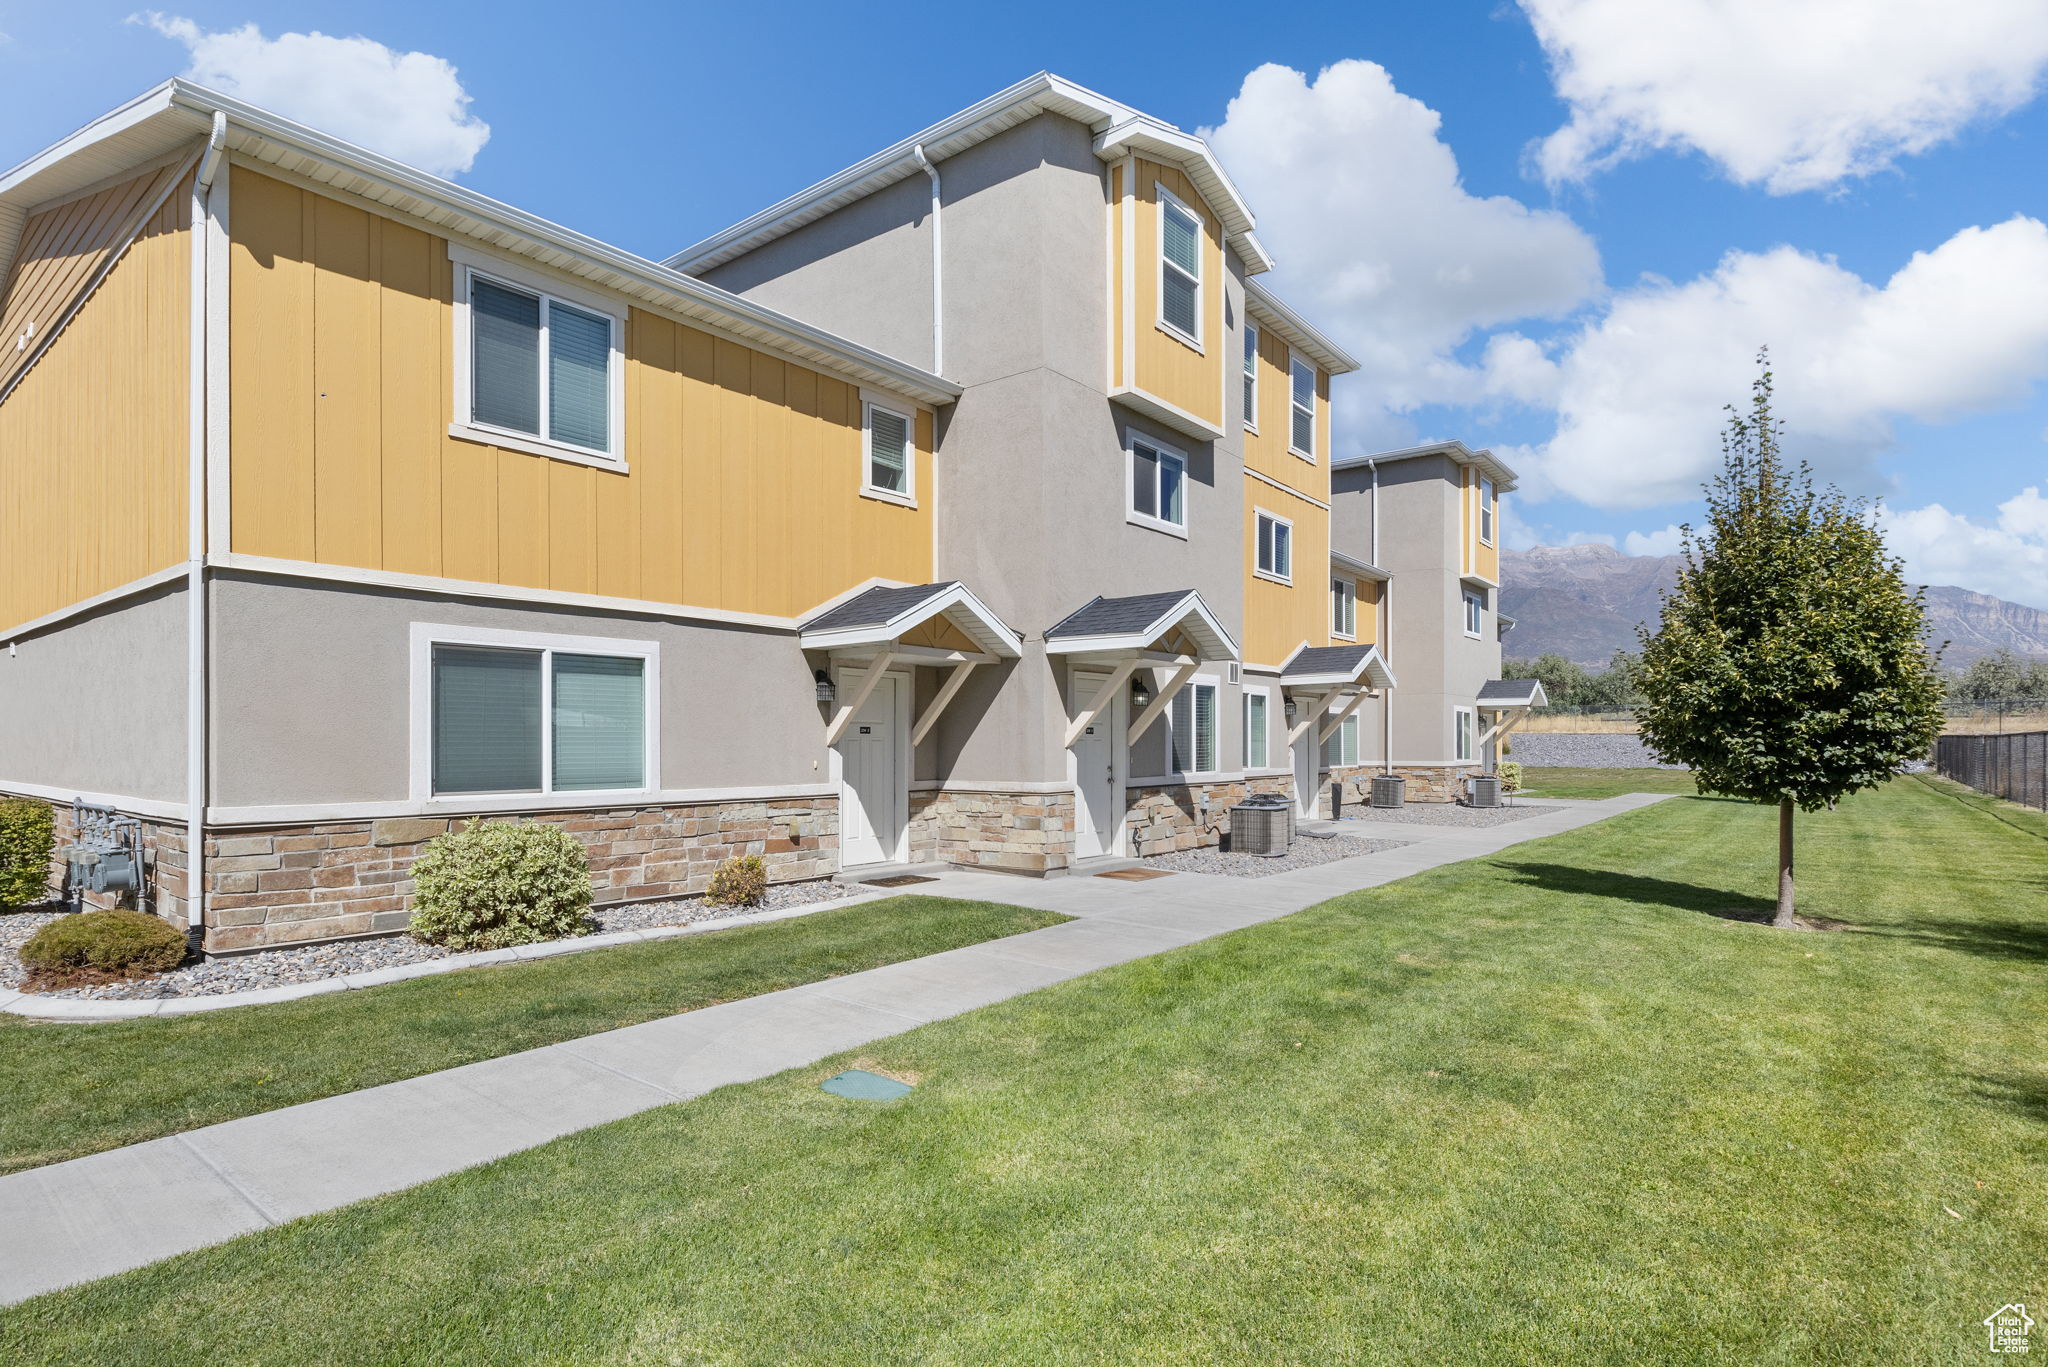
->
[
  {"left": 454, "top": 252, "right": 624, "bottom": 466},
  {"left": 1479, "top": 475, "right": 1497, "bottom": 545},
  {"left": 1129, "top": 435, "right": 1187, "bottom": 536},
  {"left": 1158, "top": 186, "right": 1203, "bottom": 347},
  {"left": 1255, "top": 510, "right": 1293, "bottom": 582},
  {"left": 1463, "top": 588, "right": 1485, "bottom": 638},
  {"left": 1242, "top": 324, "right": 1259, "bottom": 430},
  {"left": 863, "top": 401, "right": 915, "bottom": 505},
  {"left": 1289, "top": 357, "right": 1317, "bottom": 459},
  {"left": 1333, "top": 577, "right": 1357, "bottom": 638},
  {"left": 1170, "top": 679, "right": 1219, "bottom": 775}
]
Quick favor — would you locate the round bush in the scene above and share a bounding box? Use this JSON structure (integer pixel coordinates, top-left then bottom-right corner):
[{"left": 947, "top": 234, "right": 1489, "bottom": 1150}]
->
[
  {"left": 0, "top": 797, "right": 55, "bottom": 909},
  {"left": 408, "top": 820, "right": 593, "bottom": 950},
  {"left": 21, "top": 908, "right": 187, "bottom": 977},
  {"left": 707, "top": 854, "right": 768, "bottom": 908}
]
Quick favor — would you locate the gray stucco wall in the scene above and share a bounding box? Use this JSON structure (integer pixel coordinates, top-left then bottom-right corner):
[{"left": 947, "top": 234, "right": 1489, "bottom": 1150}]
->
[
  {"left": 0, "top": 582, "right": 188, "bottom": 804},
  {"left": 209, "top": 573, "right": 830, "bottom": 807}
]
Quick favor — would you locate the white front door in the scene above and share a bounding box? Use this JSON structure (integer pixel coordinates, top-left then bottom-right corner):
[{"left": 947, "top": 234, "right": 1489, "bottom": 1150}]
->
[
  {"left": 1071, "top": 671, "right": 1121, "bottom": 859},
  {"left": 838, "top": 672, "right": 905, "bottom": 868}
]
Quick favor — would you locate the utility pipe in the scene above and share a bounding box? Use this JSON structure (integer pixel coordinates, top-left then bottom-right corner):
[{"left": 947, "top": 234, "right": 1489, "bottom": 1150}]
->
[
  {"left": 911, "top": 144, "right": 943, "bottom": 375},
  {"left": 184, "top": 112, "right": 226, "bottom": 935}
]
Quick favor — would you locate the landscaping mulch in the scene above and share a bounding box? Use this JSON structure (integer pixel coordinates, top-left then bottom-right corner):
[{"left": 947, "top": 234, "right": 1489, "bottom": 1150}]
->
[
  {"left": 1341, "top": 802, "right": 1551, "bottom": 829},
  {"left": 1142, "top": 833, "right": 1408, "bottom": 878}
]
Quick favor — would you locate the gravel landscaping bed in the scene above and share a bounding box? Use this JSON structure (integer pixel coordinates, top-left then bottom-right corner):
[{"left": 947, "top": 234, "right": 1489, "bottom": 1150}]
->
[
  {"left": 1509, "top": 734, "right": 1683, "bottom": 768},
  {"left": 1341, "top": 802, "right": 1551, "bottom": 829},
  {"left": 3, "top": 880, "right": 852, "bottom": 1002},
  {"left": 1142, "top": 833, "right": 1409, "bottom": 878}
]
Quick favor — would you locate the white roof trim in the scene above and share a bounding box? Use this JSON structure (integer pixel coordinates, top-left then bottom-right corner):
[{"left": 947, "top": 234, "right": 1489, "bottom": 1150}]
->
[
  {"left": 1335, "top": 440, "right": 1520, "bottom": 494},
  {"left": 1044, "top": 590, "right": 1241, "bottom": 663},
  {"left": 1330, "top": 548, "right": 1389, "bottom": 581},
  {"left": 0, "top": 81, "right": 959, "bottom": 408},
  {"left": 665, "top": 72, "right": 1273, "bottom": 277},
  {"left": 1278, "top": 642, "right": 1399, "bottom": 690},
  {"left": 1246, "top": 279, "right": 1359, "bottom": 375},
  {"left": 799, "top": 582, "right": 1022, "bottom": 658}
]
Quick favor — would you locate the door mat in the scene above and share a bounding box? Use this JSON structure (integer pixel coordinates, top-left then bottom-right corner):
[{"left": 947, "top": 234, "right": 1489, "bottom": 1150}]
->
[
  {"left": 821, "top": 1069, "right": 914, "bottom": 1100},
  {"left": 865, "top": 874, "right": 938, "bottom": 888},
  {"left": 1096, "top": 867, "right": 1174, "bottom": 881}
]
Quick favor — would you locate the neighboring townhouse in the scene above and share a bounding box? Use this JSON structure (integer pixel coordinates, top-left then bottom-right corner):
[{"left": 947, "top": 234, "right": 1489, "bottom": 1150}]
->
[{"left": 0, "top": 74, "right": 1526, "bottom": 955}]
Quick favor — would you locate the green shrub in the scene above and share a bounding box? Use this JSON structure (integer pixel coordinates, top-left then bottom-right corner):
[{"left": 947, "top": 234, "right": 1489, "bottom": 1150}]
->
[
  {"left": 707, "top": 854, "right": 768, "bottom": 908},
  {"left": 20, "top": 908, "right": 186, "bottom": 978},
  {"left": 408, "top": 820, "right": 593, "bottom": 950},
  {"left": 1498, "top": 761, "right": 1524, "bottom": 793},
  {"left": 0, "top": 798, "right": 55, "bottom": 909}
]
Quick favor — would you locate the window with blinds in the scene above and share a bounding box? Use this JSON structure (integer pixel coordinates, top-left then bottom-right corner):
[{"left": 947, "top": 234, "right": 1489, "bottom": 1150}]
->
[
  {"left": 465, "top": 269, "right": 619, "bottom": 458},
  {"left": 865, "top": 403, "right": 912, "bottom": 498},
  {"left": 1170, "top": 681, "right": 1219, "bottom": 774},
  {"left": 1323, "top": 710, "right": 1360, "bottom": 768},
  {"left": 1160, "top": 190, "right": 1202, "bottom": 343},
  {"left": 1244, "top": 691, "right": 1268, "bottom": 769},
  {"left": 1290, "top": 358, "right": 1317, "bottom": 458},
  {"left": 431, "top": 642, "right": 646, "bottom": 796},
  {"left": 1256, "top": 512, "right": 1292, "bottom": 581},
  {"left": 1242, "top": 324, "right": 1259, "bottom": 428},
  {"left": 1129, "top": 438, "right": 1186, "bottom": 530},
  {"left": 1333, "top": 578, "right": 1357, "bottom": 637}
]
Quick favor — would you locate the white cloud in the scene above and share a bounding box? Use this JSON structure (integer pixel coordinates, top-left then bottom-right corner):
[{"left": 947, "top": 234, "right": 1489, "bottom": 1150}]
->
[
  {"left": 1522, "top": 217, "right": 2048, "bottom": 508},
  {"left": 136, "top": 14, "right": 488, "bottom": 177},
  {"left": 1521, "top": 0, "right": 2048, "bottom": 193},
  {"left": 1202, "top": 61, "right": 1601, "bottom": 448},
  {"left": 1879, "top": 489, "right": 2048, "bottom": 608},
  {"left": 1623, "top": 524, "right": 1686, "bottom": 556}
]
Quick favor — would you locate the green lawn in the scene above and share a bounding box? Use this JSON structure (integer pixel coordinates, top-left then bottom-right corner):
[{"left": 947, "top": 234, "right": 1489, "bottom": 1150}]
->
[
  {"left": 0, "top": 896, "right": 1066, "bottom": 1175},
  {"left": 1521, "top": 764, "right": 1699, "bottom": 798},
  {"left": 6, "top": 775, "right": 2044, "bottom": 1365}
]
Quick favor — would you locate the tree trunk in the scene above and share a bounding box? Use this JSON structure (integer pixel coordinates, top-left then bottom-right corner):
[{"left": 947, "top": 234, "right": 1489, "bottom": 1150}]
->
[{"left": 1774, "top": 799, "right": 1797, "bottom": 928}]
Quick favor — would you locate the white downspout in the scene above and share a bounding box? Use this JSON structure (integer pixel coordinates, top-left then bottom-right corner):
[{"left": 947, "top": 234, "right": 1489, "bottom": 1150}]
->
[
  {"left": 1370, "top": 459, "right": 1393, "bottom": 776},
  {"left": 185, "top": 112, "right": 226, "bottom": 935},
  {"left": 911, "top": 144, "right": 942, "bottom": 375}
]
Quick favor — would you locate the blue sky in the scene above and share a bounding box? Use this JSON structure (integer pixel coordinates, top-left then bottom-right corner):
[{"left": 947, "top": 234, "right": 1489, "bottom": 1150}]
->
[{"left": 5, "top": 0, "right": 2047, "bottom": 604}]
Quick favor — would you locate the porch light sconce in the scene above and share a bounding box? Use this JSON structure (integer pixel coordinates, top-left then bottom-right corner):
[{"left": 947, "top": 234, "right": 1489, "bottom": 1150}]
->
[
  {"left": 813, "top": 670, "right": 836, "bottom": 704},
  {"left": 1130, "top": 675, "right": 1152, "bottom": 710},
  {"left": 1283, "top": 697, "right": 1299, "bottom": 719}
]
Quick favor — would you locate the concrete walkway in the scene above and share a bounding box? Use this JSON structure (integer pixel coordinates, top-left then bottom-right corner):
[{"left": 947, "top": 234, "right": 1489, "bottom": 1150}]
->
[{"left": 0, "top": 793, "right": 1665, "bottom": 1306}]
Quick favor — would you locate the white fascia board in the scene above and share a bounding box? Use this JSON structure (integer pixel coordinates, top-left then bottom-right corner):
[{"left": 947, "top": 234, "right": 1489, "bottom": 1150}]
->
[
  {"left": 1048, "top": 591, "right": 1240, "bottom": 664},
  {"left": 798, "top": 583, "right": 1022, "bottom": 658},
  {"left": 1330, "top": 548, "right": 1389, "bottom": 581},
  {"left": 1092, "top": 118, "right": 1258, "bottom": 246},
  {"left": 1460, "top": 571, "right": 1501, "bottom": 590},
  {"left": 1334, "top": 440, "right": 1520, "bottom": 493},
  {"left": 919, "top": 582, "right": 1023, "bottom": 657},
  {"left": 1280, "top": 644, "right": 1398, "bottom": 691},
  {"left": 1109, "top": 385, "right": 1227, "bottom": 442},
  {"left": 0, "top": 81, "right": 185, "bottom": 200},
  {"left": 1246, "top": 280, "right": 1360, "bottom": 374}
]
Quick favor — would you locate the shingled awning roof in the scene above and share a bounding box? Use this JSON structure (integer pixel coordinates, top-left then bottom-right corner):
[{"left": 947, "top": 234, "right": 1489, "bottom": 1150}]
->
[
  {"left": 1280, "top": 643, "right": 1397, "bottom": 690},
  {"left": 799, "top": 580, "right": 1020, "bottom": 657},
  {"left": 1044, "top": 589, "right": 1237, "bottom": 662},
  {"left": 1477, "top": 678, "right": 1547, "bottom": 708}
]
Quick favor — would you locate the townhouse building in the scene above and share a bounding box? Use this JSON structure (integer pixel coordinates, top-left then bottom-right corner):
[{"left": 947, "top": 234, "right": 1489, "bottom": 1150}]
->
[{"left": 0, "top": 74, "right": 1525, "bottom": 954}]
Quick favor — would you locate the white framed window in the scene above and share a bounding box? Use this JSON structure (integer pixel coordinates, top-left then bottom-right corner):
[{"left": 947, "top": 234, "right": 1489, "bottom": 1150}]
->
[
  {"left": 1288, "top": 356, "right": 1317, "bottom": 460},
  {"left": 1463, "top": 588, "right": 1485, "bottom": 638},
  {"left": 1157, "top": 184, "right": 1203, "bottom": 348},
  {"left": 1323, "top": 708, "right": 1361, "bottom": 768},
  {"left": 1244, "top": 686, "right": 1270, "bottom": 769},
  {"left": 1128, "top": 433, "right": 1188, "bottom": 536},
  {"left": 862, "top": 400, "right": 916, "bottom": 505},
  {"left": 1479, "top": 475, "right": 1496, "bottom": 546},
  {"left": 1455, "top": 706, "right": 1476, "bottom": 762},
  {"left": 1169, "top": 678, "right": 1219, "bottom": 775},
  {"left": 410, "top": 623, "right": 658, "bottom": 802},
  {"left": 1332, "top": 577, "right": 1357, "bottom": 639},
  {"left": 1242, "top": 323, "right": 1259, "bottom": 430},
  {"left": 1255, "top": 510, "right": 1293, "bottom": 583},
  {"left": 451, "top": 248, "right": 625, "bottom": 467}
]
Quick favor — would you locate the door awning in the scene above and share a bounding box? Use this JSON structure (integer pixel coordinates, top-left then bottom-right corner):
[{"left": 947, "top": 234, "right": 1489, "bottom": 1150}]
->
[
  {"left": 1043, "top": 589, "right": 1238, "bottom": 663},
  {"left": 799, "top": 580, "right": 1021, "bottom": 659},
  {"left": 1476, "top": 678, "right": 1548, "bottom": 710},
  {"left": 1280, "top": 643, "right": 1397, "bottom": 691}
]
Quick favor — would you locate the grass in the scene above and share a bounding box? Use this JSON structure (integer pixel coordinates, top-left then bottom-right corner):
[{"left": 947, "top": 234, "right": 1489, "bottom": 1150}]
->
[
  {"left": 6, "top": 775, "right": 2045, "bottom": 1364},
  {"left": 1519, "top": 764, "right": 1700, "bottom": 799},
  {"left": 0, "top": 895, "right": 1066, "bottom": 1175}
]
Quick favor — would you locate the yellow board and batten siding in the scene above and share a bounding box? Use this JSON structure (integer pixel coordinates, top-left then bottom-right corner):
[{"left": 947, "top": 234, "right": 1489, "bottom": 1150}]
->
[
  {"left": 1240, "top": 313, "right": 1336, "bottom": 667},
  {"left": 1110, "top": 158, "right": 1225, "bottom": 432},
  {"left": 0, "top": 167, "right": 191, "bottom": 632},
  {"left": 1460, "top": 466, "right": 1500, "bottom": 584},
  {"left": 228, "top": 165, "right": 933, "bottom": 618}
]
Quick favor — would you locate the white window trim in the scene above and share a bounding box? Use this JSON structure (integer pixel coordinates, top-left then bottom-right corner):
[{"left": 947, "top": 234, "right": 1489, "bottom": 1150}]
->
[
  {"left": 1154, "top": 182, "right": 1204, "bottom": 353},
  {"left": 1242, "top": 684, "right": 1271, "bottom": 771},
  {"left": 1242, "top": 322, "right": 1259, "bottom": 433},
  {"left": 1332, "top": 577, "right": 1357, "bottom": 641},
  {"left": 408, "top": 622, "right": 660, "bottom": 803},
  {"left": 1167, "top": 675, "right": 1222, "bottom": 777},
  {"left": 1455, "top": 705, "right": 1476, "bottom": 762},
  {"left": 1254, "top": 507, "right": 1293, "bottom": 585},
  {"left": 860, "top": 398, "right": 918, "bottom": 508},
  {"left": 448, "top": 244, "right": 627, "bottom": 470},
  {"left": 1287, "top": 351, "right": 1317, "bottom": 463},
  {"left": 1479, "top": 475, "right": 1497, "bottom": 547},
  {"left": 1463, "top": 588, "right": 1485, "bottom": 640},
  {"left": 1126, "top": 431, "right": 1190, "bottom": 539}
]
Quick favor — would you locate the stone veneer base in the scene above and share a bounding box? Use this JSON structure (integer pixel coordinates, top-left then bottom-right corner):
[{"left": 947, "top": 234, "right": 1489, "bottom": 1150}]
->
[
  {"left": 1320, "top": 764, "right": 1476, "bottom": 815},
  {"left": 1126, "top": 775, "right": 1294, "bottom": 857},
  {"left": 908, "top": 790, "right": 1075, "bottom": 876}
]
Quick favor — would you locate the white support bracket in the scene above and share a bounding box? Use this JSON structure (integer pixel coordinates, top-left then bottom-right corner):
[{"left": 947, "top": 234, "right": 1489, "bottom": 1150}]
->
[
  {"left": 825, "top": 649, "right": 900, "bottom": 747},
  {"left": 1125, "top": 657, "right": 1198, "bottom": 747},
  {"left": 1318, "top": 689, "right": 1373, "bottom": 746},
  {"left": 1064, "top": 657, "right": 1139, "bottom": 749},
  {"left": 1475, "top": 708, "right": 1529, "bottom": 754},
  {"left": 911, "top": 660, "right": 978, "bottom": 748},
  {"left": 1287, "top": 690, "right": 1331, "bottom": 746}
]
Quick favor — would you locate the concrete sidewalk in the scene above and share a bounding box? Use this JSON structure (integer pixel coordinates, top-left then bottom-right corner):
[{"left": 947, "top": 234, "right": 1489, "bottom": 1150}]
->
[{"left": 0, "top": 793, "right": 1665, "bottom": 1306}]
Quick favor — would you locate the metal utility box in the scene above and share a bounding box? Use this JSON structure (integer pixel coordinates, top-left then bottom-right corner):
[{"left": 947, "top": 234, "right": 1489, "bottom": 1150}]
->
[
  {"left": 1468, "top": 774, "right": 1503, "bottom": 808},
  {"left": 1370, "top": 775, "right": 1406, "bottom": 809},
  {"left": 1230, "top": 794, "right": 1293, "bottom": 856}
]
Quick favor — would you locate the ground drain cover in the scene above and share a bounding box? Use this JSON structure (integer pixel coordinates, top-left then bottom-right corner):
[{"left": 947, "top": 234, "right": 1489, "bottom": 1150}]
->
[
  {"left": 866, "top": 874, "right": 938, "bottom": 888},
  {"left": 821, "top": 1069, "right": 914, "bottom": 1100},
  {"left": 1096, "top": 867, "right": 1173, "bottom": 881}
]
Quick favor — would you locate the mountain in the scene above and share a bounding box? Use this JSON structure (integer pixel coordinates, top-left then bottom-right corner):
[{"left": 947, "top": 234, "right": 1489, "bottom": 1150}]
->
[{"left": 1498, "top": 544, "right": 2048, "bottom": 669}]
